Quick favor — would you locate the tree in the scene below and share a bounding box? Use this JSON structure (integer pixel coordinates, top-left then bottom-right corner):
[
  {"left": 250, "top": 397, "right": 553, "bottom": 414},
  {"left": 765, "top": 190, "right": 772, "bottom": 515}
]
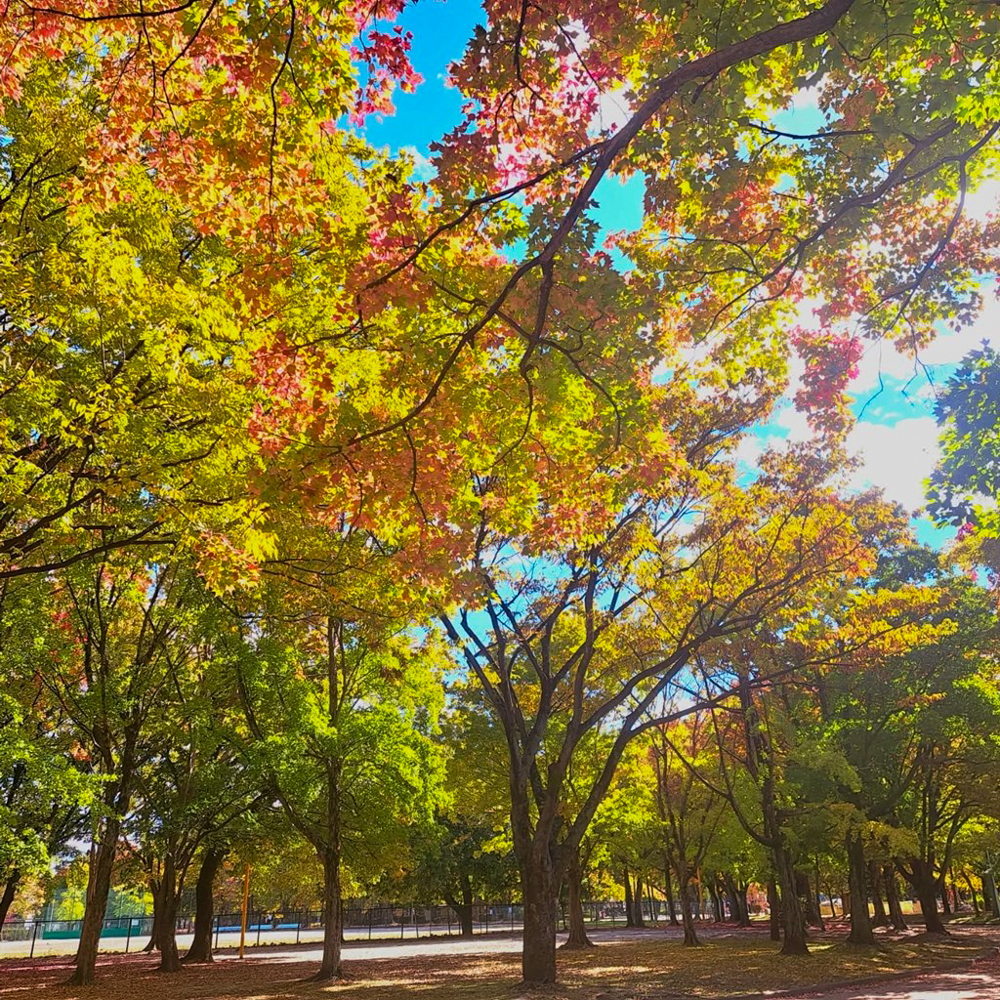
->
[
  {"left": 652, "top": 716, "right": 728, "bottom": 946},
  {"left": 233, "top": 599, "right": 445, "bottom": 981},
  {"left": 32, "top": 559, "right": 203, "bottom": 985},
  {"left": 129, "top": 609, "right": 263, "bottom": 972},
  {"left": 928, "top": 344, "right": 1000, "bottom": 537},
  {"left": 441, "top": 436, "right": 909, "bottom": 982}
]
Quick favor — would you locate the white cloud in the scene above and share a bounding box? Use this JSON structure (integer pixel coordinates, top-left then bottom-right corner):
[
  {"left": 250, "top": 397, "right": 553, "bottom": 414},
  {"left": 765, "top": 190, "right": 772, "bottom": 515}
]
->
[
  {"left": 845, "top": 416, "right": 940, "bottom": 513},
  {"left": 593, "top": 86, "right": 632, "bottom": 133},
  {"left": 400, "top": 145, "right": 436, "bottom": 182}
]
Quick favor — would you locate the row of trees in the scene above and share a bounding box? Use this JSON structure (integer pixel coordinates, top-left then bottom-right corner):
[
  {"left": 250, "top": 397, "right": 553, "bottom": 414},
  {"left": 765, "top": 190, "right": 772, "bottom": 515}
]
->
[
  {"left": 2, "top": 0, "right": 1000, "bottom": 989},
  {"left": 4, "top": 533, "right": 999, "bottom": 981}
]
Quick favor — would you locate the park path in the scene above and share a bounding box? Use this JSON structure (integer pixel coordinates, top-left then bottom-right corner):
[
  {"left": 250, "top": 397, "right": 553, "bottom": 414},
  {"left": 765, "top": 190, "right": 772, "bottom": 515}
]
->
[{"left": 773, "top": 953, "right": 1000, "bottom": 1000}]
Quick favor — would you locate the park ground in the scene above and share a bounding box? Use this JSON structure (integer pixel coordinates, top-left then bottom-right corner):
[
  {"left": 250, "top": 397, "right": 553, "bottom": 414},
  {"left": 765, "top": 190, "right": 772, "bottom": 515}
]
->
[{"left": 1, "top": 925, "right": 998, "bottom": 1000}]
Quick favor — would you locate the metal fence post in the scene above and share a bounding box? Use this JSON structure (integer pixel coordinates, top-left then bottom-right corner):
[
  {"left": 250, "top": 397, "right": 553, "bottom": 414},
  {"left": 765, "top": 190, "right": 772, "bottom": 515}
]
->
[
  {"left": 30, "top": 920, "right": 39, "bottom": 959},
  {"left": 214, "top": 915, "right": 220, "bottom": 951},
  {"left": 125, "top": 917, "right": 133, "bottom": 954}
]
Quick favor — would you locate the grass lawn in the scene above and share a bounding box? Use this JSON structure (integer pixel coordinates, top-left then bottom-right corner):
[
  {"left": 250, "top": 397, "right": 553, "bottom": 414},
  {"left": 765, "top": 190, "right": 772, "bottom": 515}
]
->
[{"left": 0, "top": 930, "right": 989, "bottom": 1000}]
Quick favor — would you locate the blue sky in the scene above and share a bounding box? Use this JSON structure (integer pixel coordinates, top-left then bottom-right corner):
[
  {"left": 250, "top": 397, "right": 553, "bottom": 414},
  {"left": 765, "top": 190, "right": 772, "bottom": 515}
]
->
[{"left": 363, "top": 2, "right": 1000, "bottom": 552}]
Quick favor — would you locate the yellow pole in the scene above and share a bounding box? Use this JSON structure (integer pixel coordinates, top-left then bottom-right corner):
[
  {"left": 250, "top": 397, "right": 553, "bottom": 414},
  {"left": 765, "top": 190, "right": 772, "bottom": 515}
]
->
[{"left": 239, "top": 865, "right": 251, "bottom": 959}]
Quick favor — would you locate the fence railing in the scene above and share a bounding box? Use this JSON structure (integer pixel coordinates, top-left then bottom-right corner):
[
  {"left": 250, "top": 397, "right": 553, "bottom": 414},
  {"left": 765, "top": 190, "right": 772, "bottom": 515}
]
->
[{"left": 0, "top": 899, "right": 673, "bottom": 957}]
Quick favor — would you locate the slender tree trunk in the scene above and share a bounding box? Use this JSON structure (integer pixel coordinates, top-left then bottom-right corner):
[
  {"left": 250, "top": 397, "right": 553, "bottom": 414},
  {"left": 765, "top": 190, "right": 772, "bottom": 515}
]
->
[
  {"left": 812, "top": 863, "right": 826, "bottom": 931},
  {"left": 69, "top": 819, "right": 122, "bottom": 986},
  {"left": 313, "top": 847, "right": 343, "bottom": 981},
  {"left": 623, "top": 867, "right": 635, "bottom": 928},
  {"left": 521, "top": 852, "right": 558, "bottom": 984},
  {"left": 142, "top": 879, "right": 163, "bottom": 954},
  {"left": 726, "top": 876, "right": 751, "bottom": 927},
  {"left": 767, "top": 877, "right": 781, "bottom": 942},
  {"left": 632, "top": 874, "right": 646, "bottom": 928},
  {"left": 184, "top": 847, "right": 226, "bottom": 962},
  {"left": 846, "top": 833, "right": 875, "bottom": 945},
  {"left": 676, "top": 860, "right": 700, "bottom": 947},
  {"left": 445, "top": 875, "right": 475, "bottom": 938},
  {"left": 156, "top": 855, "right": 182, "bottom": 973},
  {"left": 0, "top": 870, "right": 20, "bottom": 928},
  {"left": 963, "top": 872, "right": 980, "bottom": 916},
  {"left": 562, "top": 848, "right": 593, "bottom": 949},
  {"left": 158, "top": 896, "right": 180, "bottom": 971},
  {"left": 799, "top": 870, "right": 822, "bottom": 928},
  {"left": 869, "top": 861, "right": 888, "bottom": 927},
  {"left": 663, "top": 863, "right": 679, "bottom": 926},
  {"left": 708, "top": 881, "right": 722, "bottom": 922}
]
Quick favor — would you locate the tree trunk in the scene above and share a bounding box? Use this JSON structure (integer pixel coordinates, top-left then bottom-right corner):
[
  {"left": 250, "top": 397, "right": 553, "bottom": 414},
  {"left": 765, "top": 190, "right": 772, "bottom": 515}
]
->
[
  {"left": 632, "top": 874, "right": 646, "bottom": 928},
  {"left": 869, "top": 861, "right": 888, "bottom": 927},
  {"left": 767, "top": 877, "right": 781, "bottom": 942},
  {"left": 963, "top": 872, "right": 980, "bottom": 916},
  {"left": 846, "top": 833, "right": 875, "bottom": 945},
  {"left": 663, "top": 863, "right": 679, "bottom": 926},
  {"left": 562, "top": 848, "right": 593, "bottom": 949},
  {"left": 812, "top": 863, "right": 826, "bottom": 931},
  {"left": 69, "top": 819, "right": 122, "bottom": 986},
  {"left": 445, "top": 874, "right": 475, "bottom": 938},
  {"left": 142, "top": 880, "right": 162, "bottom": 954},
  {"left": 799, "top": 870, "right": 822, "bottom": 928},
  {"left": 709, "top": 881, "right": 723, "bottom": 923},
  {"left": 774, "top": 849, "right": 809, "bottom": 955},
  {"left": 157, "top": 855, "right": 182, "bottom": 973},
  {"left": 941, "top": 881, "right": 952, "bottom": 915},
  {"left": 983, "top": 869, "right": 1000, "bottom": 918},
  {"left": 313, "top": 847, "right": 343, "bottom": 981},
  {"left": 521, "top": 853, "right": 558, "bottom": 984},
  {"left": 905, "top": 861, "right": 947, "bottom": 935},
  {"left": 183, "top": 846, "right": 226, "bottom": 963},
  {"left": 0, "top": 870, "right": 20, "bottom": 928},
  {"left": 725, "top": 874, "right": 751, "bottom": 927},
  {"left": 676, "top": 860, "right": 700, "bottom": 946},
  {"left": 623, "top": 867, "right": 635, "bottom": 928}
]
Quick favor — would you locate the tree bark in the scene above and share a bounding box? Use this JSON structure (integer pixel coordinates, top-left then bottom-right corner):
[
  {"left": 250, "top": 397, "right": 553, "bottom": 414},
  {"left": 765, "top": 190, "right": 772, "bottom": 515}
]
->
[
  {"left": 157, "top": 855, "right": 182, "bottom": 973},
  {"left": 623, "top": 867, "right": 635, "bottom": 928},
  {"left": 904, "top": 860, "right": 947, "bottom": 934},
  {"left": 183, "top": 846, "right": 226, "bottom": 963},
  {"left": 773, "top": 849, "right": 809, "bottom": 955},
  {"left": 767, "top": 877, "right": 781, "bottom": 942},
  {"left": 868, "top": 861, "right": 888, "bottom": 927},
  {"left": 632, "top": 874, "right": 646, "bottom": 928},
  {"left": 663, "top": 862, "right": 679, "bottom": 926},
  {"left": 962, "top": 872, "right": 980, "bottom": 916},
  {"left": 313, "top": 847, "right": 343, "bottom": 980},
  {"left": 445, "top": 874, "right": 475, "bottom": 938},
  {"left": 884, "top": 865, "right": 907, "bottom": 930},
  {"left": 562, "top": 848, "right": 592, "bottom": 949},
  {"left": 676, "top": 859, "right": 700, "bottom": 946},
  {"left": 799, "top": 870, "right": 822, "bottom": 928},
  {"left": 69, "top": 818, "right": 122, "bottom": 986},
  {"left": 725, "top": 873, "right": 751, "bottom": 926},
  {"left": 0, "top": 870, "right": 20, "bottom": 928},
  {"left": 846, "top": 833, "right": 875, "bottom": 945},
  {"left": 521, "top": 853, "right": 558, "bottom": 984},
  {"left": 142, "top": 879, "right": 162, "bottom": 953}
]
